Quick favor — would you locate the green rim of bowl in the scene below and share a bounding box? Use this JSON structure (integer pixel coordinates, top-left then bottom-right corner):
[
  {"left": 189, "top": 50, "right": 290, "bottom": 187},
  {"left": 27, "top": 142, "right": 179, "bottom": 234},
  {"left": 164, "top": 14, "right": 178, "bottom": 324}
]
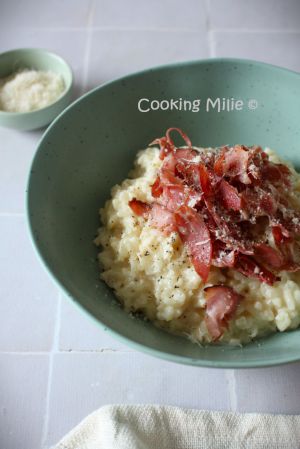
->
[
  {"left": 26, "top": 57, "right": 300, "bottom": 368},
  {"left": 0, "top": 48, "right": 73, "bottom": 118}
]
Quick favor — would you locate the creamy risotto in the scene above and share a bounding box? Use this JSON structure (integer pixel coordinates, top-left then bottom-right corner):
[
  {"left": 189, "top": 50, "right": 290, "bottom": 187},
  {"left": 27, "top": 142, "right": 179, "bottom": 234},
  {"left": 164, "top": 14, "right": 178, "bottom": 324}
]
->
[{"left": 95, "top": 134, "right": 300, "bottom": 345}]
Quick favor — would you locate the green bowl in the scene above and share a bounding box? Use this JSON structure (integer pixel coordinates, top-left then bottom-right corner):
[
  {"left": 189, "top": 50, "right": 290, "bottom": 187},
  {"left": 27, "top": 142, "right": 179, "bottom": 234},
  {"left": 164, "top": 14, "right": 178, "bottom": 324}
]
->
[
  {"left": 27, "top": 58, "right": 300, "bottom": 368},
  {"left": 0, "top": 48, "right": 73, "bottom": 131}
]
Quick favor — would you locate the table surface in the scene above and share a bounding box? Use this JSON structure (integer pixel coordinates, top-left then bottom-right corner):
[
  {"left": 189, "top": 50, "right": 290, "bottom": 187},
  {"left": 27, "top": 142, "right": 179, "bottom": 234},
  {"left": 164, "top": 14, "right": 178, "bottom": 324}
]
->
[{"left": 2, "top": 1, "right": 300, "bottom": 448}]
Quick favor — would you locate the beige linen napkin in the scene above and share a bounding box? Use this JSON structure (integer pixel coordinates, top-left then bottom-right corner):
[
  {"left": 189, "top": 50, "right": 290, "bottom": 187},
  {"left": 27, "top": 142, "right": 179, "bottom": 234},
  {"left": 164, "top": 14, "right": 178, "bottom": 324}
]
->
[{"left": 53, "top": 405, "right": 300, "bottom": 449}]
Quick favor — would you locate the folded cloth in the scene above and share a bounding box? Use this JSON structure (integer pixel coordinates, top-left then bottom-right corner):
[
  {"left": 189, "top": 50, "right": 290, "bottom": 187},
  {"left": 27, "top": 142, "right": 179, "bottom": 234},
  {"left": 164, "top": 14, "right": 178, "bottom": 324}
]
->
[{"left": 53, "top": 405, "right": 300, "bottom": 449}]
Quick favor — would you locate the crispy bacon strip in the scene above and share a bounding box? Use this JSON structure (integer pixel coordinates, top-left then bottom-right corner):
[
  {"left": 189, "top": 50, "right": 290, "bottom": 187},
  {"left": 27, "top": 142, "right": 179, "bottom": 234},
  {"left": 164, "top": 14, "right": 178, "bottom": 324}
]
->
[
  {"left": 204, "top": 286, "right": 241, "bottom": 341},
  {"left": 254, "top": 243, "right": 285, "bottom": 270},
  {"left": 218, "top": 179, "right": 242, "bottom": 211},
  {"left": 214, "top": 145, "right": 251, "bottom": 184},
  {"left": 235, "top": 254, "right": 278, "bottom": 286},
  {"left": 272, "top": 225, "right": 291, "bottom": 244},
  {"left": 128, "top": 198, "right": 151, "bottom": 217},
  {"left": 148, "top": 203, "right": 177, "bottom": 235},
  {"left": 129, "top": 199, "right": 177, "bottom": 235},
  {"left": 262, "top": 162, "right": 291, "bottom": 187},
  {"left": 175, "top": 205, "right": 212, "bottom": 282},
  {"left": 150, "top": 127, "right": 192, "bottom": 160},
  {"left": 151, "top": 177, "right": 163, "bottom": 198}
]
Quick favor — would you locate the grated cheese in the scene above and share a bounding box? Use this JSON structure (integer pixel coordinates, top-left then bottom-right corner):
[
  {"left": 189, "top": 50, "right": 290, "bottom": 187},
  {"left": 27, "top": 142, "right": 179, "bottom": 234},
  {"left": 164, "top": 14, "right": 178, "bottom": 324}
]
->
[{"left": 0, "top": 69, "right": 65, "bottom": 113}]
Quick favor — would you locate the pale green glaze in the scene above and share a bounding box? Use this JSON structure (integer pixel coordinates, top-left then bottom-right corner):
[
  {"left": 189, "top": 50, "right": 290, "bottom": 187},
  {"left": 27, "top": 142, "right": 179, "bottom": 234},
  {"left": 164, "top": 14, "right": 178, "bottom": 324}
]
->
[
  {"left": 0, "top": 48, "right": 73, "bottom": 131},
  {"left": 27, "top": 59, "right": 300, "bottom": 368}
]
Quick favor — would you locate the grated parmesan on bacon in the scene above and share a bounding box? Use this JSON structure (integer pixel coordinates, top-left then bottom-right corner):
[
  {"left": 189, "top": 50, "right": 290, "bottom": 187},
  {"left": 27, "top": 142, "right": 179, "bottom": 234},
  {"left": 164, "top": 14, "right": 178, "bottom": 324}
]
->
[{"left": 128, "top": 128, "right": 300, "bottom": 339}]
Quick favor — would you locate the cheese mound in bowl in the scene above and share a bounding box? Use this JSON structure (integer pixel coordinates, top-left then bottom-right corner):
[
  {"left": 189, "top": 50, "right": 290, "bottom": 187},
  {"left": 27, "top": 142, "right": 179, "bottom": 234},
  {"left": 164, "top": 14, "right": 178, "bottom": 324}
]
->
[{"left": 95, "top": 129, "right": 300, "bottom": 345}]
